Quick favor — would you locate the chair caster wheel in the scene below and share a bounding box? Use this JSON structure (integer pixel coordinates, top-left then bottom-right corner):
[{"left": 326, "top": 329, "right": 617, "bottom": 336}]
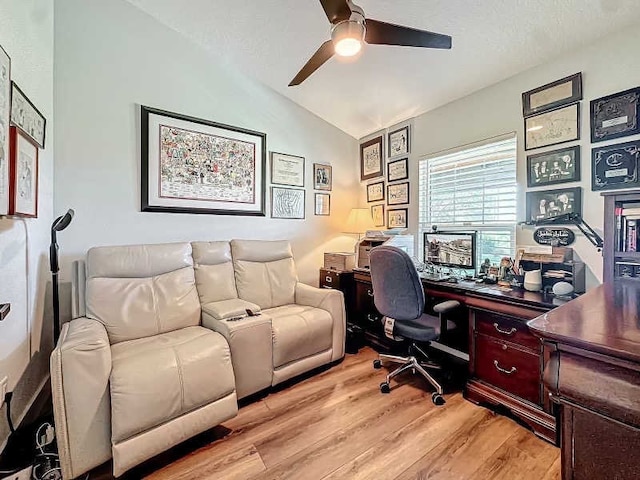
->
[
  {"left": 380, "top": 382, "right": 391, "bottom": 394},
  {"left": 432, "top": 392, "right": 446, "bottom": 406},
  {"left": 373, "top": 359, "right": 382, "bottom": 369}
]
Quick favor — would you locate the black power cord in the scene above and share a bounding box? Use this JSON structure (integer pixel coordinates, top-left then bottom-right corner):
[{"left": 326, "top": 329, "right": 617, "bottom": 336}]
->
[{"left": 5, "top": 392, "right": 15, "bottom": 433}]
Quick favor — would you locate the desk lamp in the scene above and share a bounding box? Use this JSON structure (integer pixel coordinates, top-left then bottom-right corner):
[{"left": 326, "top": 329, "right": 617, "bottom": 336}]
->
[
  {"left": 50, "top": 209, "right": 74, "bottom": 344},
  {"left": 525, "top": 213, "right": 603, "bottom": 251},
  {"left": 343, "top": 207, "right": 375, "bottom": 245}
]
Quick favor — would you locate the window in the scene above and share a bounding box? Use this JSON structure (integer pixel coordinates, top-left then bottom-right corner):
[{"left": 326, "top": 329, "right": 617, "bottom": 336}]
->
[{"left": 418, "top": 134, "right": 517, "bottom": 267}]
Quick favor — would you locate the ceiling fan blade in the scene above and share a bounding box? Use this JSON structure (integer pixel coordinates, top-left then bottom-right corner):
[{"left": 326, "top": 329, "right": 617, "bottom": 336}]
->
[
  {"left": 319, "top": 0, "right": 352, "bottom": 24},
  {"left": 289, "top": 40, "right": 335, "bottom": 86},
  {"left": 365, "top": 19, "right": 452, "bottom": 49}
]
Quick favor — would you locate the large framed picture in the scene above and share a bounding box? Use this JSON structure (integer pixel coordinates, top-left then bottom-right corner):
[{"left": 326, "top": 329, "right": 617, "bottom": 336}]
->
[
  {"left": 0, "top": 45, "right": 10, "bottom": 215},
  {"left": 388, "top": 125, "right": 409, "bottom": 158},
  {"left": 314, "top": 192, "right": 330, "bottom": 216},
  {"left": 10, "top": 82, "right": 46, "bottom": 149},
  {"left": 371, "top": 204, "right": 384, "bottom": 227},
  {"left": 387, "top": 157, "right": 408, "bottom": 182},
  {"left": 313, "top": 163, "right": 332, "bottom": 191},
  {"left": 525, "top": 187, "right": 582, "bottom": 223},
  {"left": 590, "top": 87, "right": 640, "bottom": 143},
  {"left": 525, "top": 103, "right": 580, "bottom": 151},
  {"left": 387, "top": 181, "right": 409, "bottom": 206},
  {"left": 141, "top": 105, "right": 266, "bottom": 216},
  {"left": 387, "top": 208, "right": 408, "bottom": 229},
  {"left": 526, "top": 145, "right": 580, "bottom": 187},
  {"left": 366, "top": 180, "right": 384, "bottom": 202},
  {"left": 8, "top": 127, "right": 38, "bottom": 217},
  {"left": 522, "top": 73, "right": 582, "bottom": 117},
  {"left": 360, "top": 135, "right": 383, "bottom": 181},
  {"left": 592, "top": 140, "right": 640, "bottom": 191},
  {"left": 271, "top": 186, "right": 305, "bottom": 219},
  {"left": 270, "top": 152, "right": 305, "bottom": 187}
]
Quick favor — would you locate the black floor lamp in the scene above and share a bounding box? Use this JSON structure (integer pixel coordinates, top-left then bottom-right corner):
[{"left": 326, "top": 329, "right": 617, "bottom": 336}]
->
[{"left": 50, "top": 209, "right": 74, "bottom": 344}]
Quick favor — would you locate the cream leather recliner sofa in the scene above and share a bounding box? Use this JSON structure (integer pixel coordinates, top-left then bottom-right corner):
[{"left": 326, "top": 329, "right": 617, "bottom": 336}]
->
[{"left": 51, "top": 240, "right": 345, "bottom": 479}]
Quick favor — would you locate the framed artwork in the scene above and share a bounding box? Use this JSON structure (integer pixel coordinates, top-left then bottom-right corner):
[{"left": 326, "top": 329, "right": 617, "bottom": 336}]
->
[
  {"left": 388, "top": 125, "right": 410, "bottom": 157},
  {"left": 314, "top": 192, "right": 330, "bottom": 216},
  {"left": 525, "top": 103, "right": 580, "bottom": 151},
  {"left": 360, "top": 135, "right": 383, "bottom": 181},
  {"left": 522, "top": 73, "right": 582, "bottom": 117},
  {"left": 590, "top": 87, "right": 640, "bottom": 143},
  {"left": 0, "top": 44, "right": 10, "bottom": 215},
  {"left": 141, "top": 105, "right": 266, "bottom": 216},
  {"left": 525, "top": 187, "right": 582, "bottom": 224},
  {"left": 271, "top": 186, "right": 305, "bottom": 219},
  {"left": 366, "top": 180, "right": 384, "bottom": 202},
  {"left": 371, "top": 204, "right": 385, "bottom": 227},
  {"left": 10, "top": 82, "right": 46, "bottom": 149},
  {"left": 313, "top": 163, "right": 332, "bottom": 191},
  {"left": 526, "top": 145, "right": 581, "bottom": 187},
  {"left": 387, "top": 157, "right": 408, "bottom": 182},
  {"left": 592, "top": 140, "right": 640, "bottom": 191},
  {"left": 387, "top": 208, "right": 408, "bottom": 229},
  {"left": 387, "top": 181, "right": 409, "bottom": 206},
  {"left": 270, "top": 152, "right": 305, "bottom": 187},
  {"left": 8, "top": 127, "right": 38, "bottom": 217}
]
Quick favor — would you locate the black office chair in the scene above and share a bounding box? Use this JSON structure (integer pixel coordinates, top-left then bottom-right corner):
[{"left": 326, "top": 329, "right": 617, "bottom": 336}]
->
[{"left": 369, "top": 245, "right": 459, "bottom": 405}]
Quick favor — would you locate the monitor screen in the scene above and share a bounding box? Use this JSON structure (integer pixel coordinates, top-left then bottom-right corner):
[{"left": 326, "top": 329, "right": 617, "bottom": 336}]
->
[{"left": 424, "top": 231, "right": 476, "bottom": 270}]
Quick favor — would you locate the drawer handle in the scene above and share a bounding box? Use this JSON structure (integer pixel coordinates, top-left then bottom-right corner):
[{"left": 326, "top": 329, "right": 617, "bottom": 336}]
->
[
  {"left": 325, "top": 276, "right": 332, "bottom": 283},
  {"left": 367, "top": 289, "right": 374, "bottom": 297},
  {"left": 367, "top": 313, "right": 378, "bottom": 322},
  {"left": 493, "top": 323, "right": 517, "bottom": 336},
  {"left": 493, "top": 360, "right": 517, "bottom": 375}
]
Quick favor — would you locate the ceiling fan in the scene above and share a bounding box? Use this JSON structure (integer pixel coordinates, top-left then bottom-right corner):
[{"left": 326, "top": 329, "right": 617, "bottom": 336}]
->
[{"left": 289, "top": 0, "right": 452, "bottom": 86}]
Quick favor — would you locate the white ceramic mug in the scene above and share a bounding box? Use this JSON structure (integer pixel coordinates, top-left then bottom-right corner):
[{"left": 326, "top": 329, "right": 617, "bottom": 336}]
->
[{"left": 523, "top": 269, "right": 542, "bottom": 292}]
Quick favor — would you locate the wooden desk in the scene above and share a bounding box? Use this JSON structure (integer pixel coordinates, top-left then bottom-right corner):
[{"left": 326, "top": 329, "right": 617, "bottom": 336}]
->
[
  {"left": 353, "top": 269, "right": 569, "bottom": 443},
  {"left": 528, "top": 281, "right": 640, "bottom": 480}
]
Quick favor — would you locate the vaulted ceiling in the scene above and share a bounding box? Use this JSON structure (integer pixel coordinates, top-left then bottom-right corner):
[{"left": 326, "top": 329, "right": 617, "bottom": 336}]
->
[{"left": 127, "top": 0, "right": 640, "bottom": 138}]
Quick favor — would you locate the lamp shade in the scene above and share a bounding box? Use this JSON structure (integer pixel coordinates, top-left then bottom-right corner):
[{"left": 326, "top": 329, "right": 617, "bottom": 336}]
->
[{"left": 344, "top": 208, "right": 375, "bottom": 234}]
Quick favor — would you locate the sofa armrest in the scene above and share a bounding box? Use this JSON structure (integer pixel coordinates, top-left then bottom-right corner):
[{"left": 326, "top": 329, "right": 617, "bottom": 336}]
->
[
  {"left": 51, "top": 317, "right": 112, "bottom": 480},
  {"left": 295, "top": 283, "right": 346, "bottom": 361}
]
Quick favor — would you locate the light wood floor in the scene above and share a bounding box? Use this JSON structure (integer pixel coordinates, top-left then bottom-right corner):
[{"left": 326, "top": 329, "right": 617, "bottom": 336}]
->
[{"left": 97, "top": 347, "right": 560, "bottom": 480}]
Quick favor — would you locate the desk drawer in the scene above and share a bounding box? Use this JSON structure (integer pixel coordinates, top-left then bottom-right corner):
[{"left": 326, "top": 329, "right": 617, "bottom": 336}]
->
[
  {"left": 475, "top": 333, "right": 540, "bottom": 405},
  {"left": 475, "top": 310, "right": 539, "bottom": 351},
  {"left": 320, "top": 269, "right": 343, "bottom": 289}
]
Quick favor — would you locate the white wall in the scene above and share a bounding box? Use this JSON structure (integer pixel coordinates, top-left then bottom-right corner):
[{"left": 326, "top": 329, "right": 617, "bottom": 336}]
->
[
  {"left": 54, "top": 0, "right": 359, "bottom": 286},
  {"left": 0, "top": 0, "right": 54, "bottom": 449},
  {"left": 364, "top": 24, "right": 640, "bottom": 289}
]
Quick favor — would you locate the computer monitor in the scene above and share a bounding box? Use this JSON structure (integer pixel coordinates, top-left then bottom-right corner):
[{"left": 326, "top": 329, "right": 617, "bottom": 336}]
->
[{"left": 424, "top": 231, "right": 477, "bottom": 270}]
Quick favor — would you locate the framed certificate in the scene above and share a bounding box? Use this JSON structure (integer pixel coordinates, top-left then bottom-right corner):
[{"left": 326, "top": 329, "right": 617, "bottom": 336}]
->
[
  {"left": 592, "top": 140, "right": 640, "bottom": 191},
  {"left": 270, "top": 152, "right": 305, "bottom": 187},
  {"left": 590, "top": 87, "right": 640, "bottom": 143}
]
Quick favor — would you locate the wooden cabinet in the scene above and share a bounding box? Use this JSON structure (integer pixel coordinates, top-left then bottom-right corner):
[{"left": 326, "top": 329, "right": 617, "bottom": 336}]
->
[
  {"left": 603, "top": 189, "right": 640, "bottom": 283},
  {"left": 319, "top": 268, "right": 354, "bottom": 322}
]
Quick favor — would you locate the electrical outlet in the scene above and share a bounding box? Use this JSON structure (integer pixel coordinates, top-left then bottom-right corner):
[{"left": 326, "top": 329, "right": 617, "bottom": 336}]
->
[
  {"left": 0, "top": 376, "right": 7, "bottom": 408},
  {"left": 1, "top": 466, "right": 32, "bottom": 480}
]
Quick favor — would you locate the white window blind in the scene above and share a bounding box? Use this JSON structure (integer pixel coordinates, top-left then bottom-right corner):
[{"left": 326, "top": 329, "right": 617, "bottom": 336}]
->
[{"left": 419, "top": 134, "right": 517, "bottom": 267}]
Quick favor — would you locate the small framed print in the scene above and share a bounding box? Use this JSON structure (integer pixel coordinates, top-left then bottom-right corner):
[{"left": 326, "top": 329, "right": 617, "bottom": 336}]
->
[
  {"left": 10, "top": 82, "right": 46, "bottom": 149},
  {"left": 388, "top": 125, "right": 410, "bottom": 157},
  {"left": 525, "top": 187, "right": 581, "bottom": 224},
  {"left": 271, "top": 186, "right": 305, "bottom": 219},
  {"left": 525, "top": 103, "right": 580, "bottom": 151},
  {"left": 387, "top": 157, "right": 408, "bottom": 182},
  {"left": 8, "top": 126, "right": 38, "bottom": 217},
  {"left": 314, "top": 192, "right": 330, "bottom": 216},
  {"left": 592, "top": 140, "right": 640, "bottom": 191},
  {"left": 313, "top": 163, "right": 332, "bottom": 191},
  {"left": 270, "top": 152, "right": 305, "bottom": 187},
  {"left": 366, "top": 180, "right": 385, "bottom": 203},
  {"left": 527, "top": 145, "right": 580, "bottom": 187},
  {"left": 0, "top": 44, "right": 10, "bottom": 215},
  {"left": 387, "top": 181, "right": 409, "bottom": 206},
  {"left": 522, "top": 73, "right": 582, "bottom": 117},
  {"left": 590, "top": 87, "right": 640, "bottom": 143},
  {"left": 371, "top": 204, "right": 384, "bottom": 227},
  {"left": 360, "top": 135, "right": 383, "bottom": 181},
  {"left": 387, "top": 208, "right": 408, "bottom": 229}
]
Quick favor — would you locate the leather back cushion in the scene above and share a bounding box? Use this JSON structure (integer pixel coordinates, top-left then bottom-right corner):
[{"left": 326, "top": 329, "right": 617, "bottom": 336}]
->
[
  {"left": 85, "top": 243, "right": 200, "bottom": 344},
  {"left": 191, "top": 242, "right": 238, "bottom": 304},
  {"left": 231, "top": 240, "right": 297, "bottom": 309}
]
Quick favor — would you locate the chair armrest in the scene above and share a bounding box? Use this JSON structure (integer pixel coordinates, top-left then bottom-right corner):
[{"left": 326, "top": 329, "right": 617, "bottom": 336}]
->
[
  {"left": 50, "top": 318, "right": 112, "bottom": 480},
  {"left": 295, "top": 283, "right": 346, "bottom": 361},
  {"left": 433, "top": 300, "right": 460, "bottom": 314}
]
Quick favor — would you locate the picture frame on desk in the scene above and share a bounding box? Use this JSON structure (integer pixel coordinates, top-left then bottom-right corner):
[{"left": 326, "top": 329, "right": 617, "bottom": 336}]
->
[{"left": 590, "top": 87, "right": 640, "bottom": 143}]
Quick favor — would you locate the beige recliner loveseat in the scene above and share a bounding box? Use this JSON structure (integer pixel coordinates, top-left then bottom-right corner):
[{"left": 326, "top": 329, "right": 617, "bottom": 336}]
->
[{"left": 51, "top": 240, "right": 345, "bottom": 479}]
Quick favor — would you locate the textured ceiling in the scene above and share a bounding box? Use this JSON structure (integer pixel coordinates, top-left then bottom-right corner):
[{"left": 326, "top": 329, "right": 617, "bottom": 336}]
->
[{"left": 126, "top": 0, "right": 640, "bottom": 138}]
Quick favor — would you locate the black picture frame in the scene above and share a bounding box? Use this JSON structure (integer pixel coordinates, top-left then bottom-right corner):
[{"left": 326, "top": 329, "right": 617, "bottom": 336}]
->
[
  {"left": 10, "top": 81, "right": 46, "bottom": 149},
  {"left": 313, "top": 163, "right": 332, "bottom": 191},
  {"left": 271, "top": 186, "right": 305, "bottom": 219},
  {"left": 526, "top": 145, "right": 581, "bottom": 188},
  {"left": 366, "top": 180, "right": 385, "bottom": 203},
  {"left": 371, "top": 204, "right": 385, "bottom": 227},
  {"left": 360, "top": 135, "right": 383, "bottom": 181},
  {"left": 314, "top": 192, "right": 330, "bottom": 216},
  {"left": 590, "top": 87, "right": 640, "bottom": 143},
  {"left": 387, "top": 157, "right": 409, "bottom": 182},
  {"left": 270, "top": 151, "right": 305, "bottom": 187},
  {"left": 387, "top": 181, "right": 410, "bottom": 206},
  {"left": 591, "top": 140, "right": 640, "bottom": 191},
  {"left": 522, "top": 73, "right": 582, "bottom": 117},
  {"left": 387, "top": 208, "right": 408, "bottom": 229},
  {"left": 525, "top": 187, "right": 582, "bottom": 224},
  {"left": 388, "top": 125, "right": 410, "bottom": 158},
  {"left": 141, "top": 105, "right": 266, "bottom": 216},
  {"left": 0, "top": 44, "right": 11, "bottom": 215},
  {"left": 524, "top": 103, "right": 580, "bottom": 151}
]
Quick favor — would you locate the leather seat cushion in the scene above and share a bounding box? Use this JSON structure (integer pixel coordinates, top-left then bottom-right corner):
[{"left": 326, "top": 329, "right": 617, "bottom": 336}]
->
[
  {"left": 201, "top": 298, "right": 261, "bottom": 321},
  {"left": 110, "top": 326, "right": 234, "bottom": 443},
  {"left": 265, "top": 305, "right": 333, "bottom": 368},
  {"left": 390, "top": 313, "right": 455, "bottom": 342}
]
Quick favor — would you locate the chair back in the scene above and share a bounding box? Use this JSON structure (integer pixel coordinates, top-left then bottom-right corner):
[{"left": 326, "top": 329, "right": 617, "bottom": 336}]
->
[{"left": 369, "top": 246, "right": 425, "bottom": 321}]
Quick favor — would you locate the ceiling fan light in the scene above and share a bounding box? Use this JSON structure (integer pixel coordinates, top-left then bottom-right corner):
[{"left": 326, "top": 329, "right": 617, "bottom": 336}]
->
[
  {"left": 331, "top": 20, "right": 365, "bottom": 57},
  {"left": 334, "top": 37, "right": 362, "bottom": 56}
]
